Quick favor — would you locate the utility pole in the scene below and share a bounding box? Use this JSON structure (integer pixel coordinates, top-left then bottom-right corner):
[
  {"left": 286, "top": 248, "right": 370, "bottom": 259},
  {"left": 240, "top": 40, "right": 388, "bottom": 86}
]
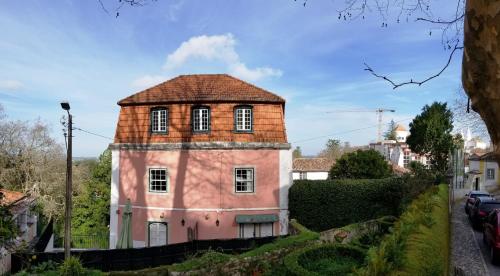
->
[{"left": 61, "top": 102, "right": 72, "bottom": 260}]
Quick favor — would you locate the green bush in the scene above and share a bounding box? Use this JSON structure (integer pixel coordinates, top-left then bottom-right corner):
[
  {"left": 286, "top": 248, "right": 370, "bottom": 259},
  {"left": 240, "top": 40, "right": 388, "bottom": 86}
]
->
[
  {"left": 170, "top": 250, "right": 231, "bottom": 272},
  {"left": 59, "top": 256, "right": 85, "bottom": 276},
  {"left": 357, "top": 184, "right": 449, "bottom": 276},
  {"left": 330, "top": 149, "right": 392, "bottom": 179},
  {"left": 284, "top": 244, "right": 366, "bottom": 276},
  {"left": 289, "top": 176, "right": 433, "bottom": 231}
]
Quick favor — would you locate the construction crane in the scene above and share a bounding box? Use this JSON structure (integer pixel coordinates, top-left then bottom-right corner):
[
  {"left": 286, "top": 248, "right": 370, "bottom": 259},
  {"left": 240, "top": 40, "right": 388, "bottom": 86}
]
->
[{"left": 326, "top": 108, "right": 396, "bottom": 142}]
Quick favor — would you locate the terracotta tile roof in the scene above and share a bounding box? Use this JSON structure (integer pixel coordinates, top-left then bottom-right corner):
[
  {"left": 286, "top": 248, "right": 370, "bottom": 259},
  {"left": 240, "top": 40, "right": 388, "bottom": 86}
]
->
[
  {"left": 470, "top": 148, "right": 488, "bottom": 156},
  {"left": 0, "top": 189, "right": 26, "bottom": 206},
  {"left": 469, "top": 151, "right": 496, "bottom": 162},
  {"left": 118, "top": 74, "right": 285, "bottom": 106},
  {"left": 293, "top": 158, "right": 335, "bottom": 172},
  {"left": 394, "top": 125, "right": 407, "bottom": 131},
  {"left": 392, "top": 164, "right": 409, "bottom": 175}
]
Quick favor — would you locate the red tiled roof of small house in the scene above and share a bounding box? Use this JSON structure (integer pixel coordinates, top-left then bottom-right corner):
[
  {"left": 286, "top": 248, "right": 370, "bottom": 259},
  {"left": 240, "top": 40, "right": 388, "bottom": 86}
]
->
[
  {"left": 292, "top": 158, "right": 335, "bottom": 172},
  {"left": 0, "top": 189, "right": 26, "bottom": 206}
]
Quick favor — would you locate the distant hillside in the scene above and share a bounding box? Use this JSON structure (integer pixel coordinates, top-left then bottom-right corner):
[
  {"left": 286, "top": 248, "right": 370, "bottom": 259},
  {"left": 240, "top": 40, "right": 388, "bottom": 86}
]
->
[{"left": 73, "top": 156, "right": 98, "bottom": 162}]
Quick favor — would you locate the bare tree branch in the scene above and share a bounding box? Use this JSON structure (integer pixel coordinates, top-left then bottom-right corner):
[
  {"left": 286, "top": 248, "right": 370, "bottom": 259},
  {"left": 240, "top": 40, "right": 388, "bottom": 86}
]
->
[
  {"left": 452, "top": 87, "right": 489, "bottom": 139},
  {"left": 97, "top": 0, "right": 110, "bottom": 15},
  {"left": 415, "top": 13, "right": 464, "bottom": 24},
  {"left": 363, "top": 43, "right": 463, "bottom": 89}
]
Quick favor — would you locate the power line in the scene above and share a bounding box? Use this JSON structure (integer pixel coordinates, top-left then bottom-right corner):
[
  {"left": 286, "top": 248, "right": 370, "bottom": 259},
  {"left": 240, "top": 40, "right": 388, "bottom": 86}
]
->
[
  {"left": 73, "top": 127, "right": 114, "bottom": 140},
  {"left": 291, "top": 118, "right": 412, "bottom": 144}
]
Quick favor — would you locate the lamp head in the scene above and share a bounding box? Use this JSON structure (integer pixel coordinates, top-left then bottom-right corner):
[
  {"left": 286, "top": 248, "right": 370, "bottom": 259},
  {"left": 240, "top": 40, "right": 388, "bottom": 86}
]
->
[{"left": 60, "top": 102, "right": 70, "bottom": 111}]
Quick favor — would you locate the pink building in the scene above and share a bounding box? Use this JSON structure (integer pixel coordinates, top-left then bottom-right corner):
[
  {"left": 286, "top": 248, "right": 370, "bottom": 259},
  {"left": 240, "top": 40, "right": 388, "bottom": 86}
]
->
[{"left": 109, "top": 74, "right": 292, "bottom": 248}]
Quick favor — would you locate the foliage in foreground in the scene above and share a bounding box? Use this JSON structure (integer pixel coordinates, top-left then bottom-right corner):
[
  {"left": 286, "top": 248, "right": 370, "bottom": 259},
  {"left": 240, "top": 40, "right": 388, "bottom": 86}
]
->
[
  {"left": 289, "top": 175, "right": 433, "bottom": 231},
  {"left": 284, "top": 244, "right": 366, "bottom": 276},
  {"left": 357, "top": 184, "right": 449, "bottom": 276},
  {"left": 15, "top": 257, "right": 103, "bottom": 276},
  {"left": 109, "top": 220, "right": 319, "bottom": 275},
  {"left": 329, "top": 149, "right": 392, "bottom": 179}
]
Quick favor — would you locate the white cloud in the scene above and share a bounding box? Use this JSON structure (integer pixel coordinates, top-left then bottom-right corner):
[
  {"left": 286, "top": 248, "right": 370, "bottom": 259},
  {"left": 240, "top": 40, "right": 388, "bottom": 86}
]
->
[
  {"left": 131, "top": 75, "right": 167, "bottom": 90},
  {"left": 166, "top": 0, "right": 185, "bottom": 22},
  {"left": 0, "top": 80, "right": 23, "bottom": 90},
  {"left": 163, "top": 33, "right": 282, "bottom": 81},
  {"left": 230, "top": 63, "right": 282, "bottom": 82}
]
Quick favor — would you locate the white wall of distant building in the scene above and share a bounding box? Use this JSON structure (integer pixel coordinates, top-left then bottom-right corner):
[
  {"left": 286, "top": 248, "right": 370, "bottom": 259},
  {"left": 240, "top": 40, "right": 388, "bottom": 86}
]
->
[{"left": 292, "top": 171, "right": 329, "bottom": 180}]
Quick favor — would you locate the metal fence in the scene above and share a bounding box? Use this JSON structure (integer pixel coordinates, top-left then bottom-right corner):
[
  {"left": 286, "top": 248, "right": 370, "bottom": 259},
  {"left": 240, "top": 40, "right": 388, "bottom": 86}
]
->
[
  {"left": 54, "top": 233, "right": 109, "bottom": 249},
  {"left": 11, "top": 236, "right": 278, "bottom": 273}
]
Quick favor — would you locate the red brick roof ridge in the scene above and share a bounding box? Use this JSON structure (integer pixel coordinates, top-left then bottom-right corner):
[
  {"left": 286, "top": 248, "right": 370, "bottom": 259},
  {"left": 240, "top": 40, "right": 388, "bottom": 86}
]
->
[{"left": 118, "top": 74, "right": 285, "bottom": 105}]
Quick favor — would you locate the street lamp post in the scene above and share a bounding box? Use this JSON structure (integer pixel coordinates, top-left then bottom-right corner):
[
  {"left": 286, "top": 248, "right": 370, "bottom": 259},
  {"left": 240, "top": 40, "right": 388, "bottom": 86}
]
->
[{"left": 61, "top": 101, "right": 72, "bottom": 260}]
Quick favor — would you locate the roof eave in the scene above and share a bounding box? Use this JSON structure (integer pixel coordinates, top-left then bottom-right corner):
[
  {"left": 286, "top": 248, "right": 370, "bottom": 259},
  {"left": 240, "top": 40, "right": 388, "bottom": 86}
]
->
[{"left": 118, "top": 99, "right": 286, "bottom": 106}]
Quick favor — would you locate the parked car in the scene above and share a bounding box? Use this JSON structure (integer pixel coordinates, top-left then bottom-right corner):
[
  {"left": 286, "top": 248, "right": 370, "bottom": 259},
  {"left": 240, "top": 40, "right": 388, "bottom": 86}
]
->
[
  {"left": 465, "top": 191, "right": 492, "bottom": 214},
  {"left": 469, "top": 197, "right": 500, "bottom": 229},
  {"left": 483, "top": 209, "right": 500, "bottom": 264}
]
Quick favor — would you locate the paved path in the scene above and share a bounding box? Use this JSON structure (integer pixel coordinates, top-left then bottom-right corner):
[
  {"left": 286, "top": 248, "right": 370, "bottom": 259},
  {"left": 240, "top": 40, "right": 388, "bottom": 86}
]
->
[{"left": 451, "top": 201, "right": 488, "bottom": 275}]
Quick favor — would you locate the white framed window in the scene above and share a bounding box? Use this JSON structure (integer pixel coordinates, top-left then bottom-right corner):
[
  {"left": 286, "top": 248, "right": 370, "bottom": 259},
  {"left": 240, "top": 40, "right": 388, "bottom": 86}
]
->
[
  {"left": 151, "top": 108, "right": 168, "bottom": 133},
  {"left": 235, "top": 168, "right": 255, "bottom": 193},
  {"left": 149, "top": 168, "right": 168, "bottom": 193},
  {"left": 239, "top": 223, "right": 273, "bottom": 238},
  {"left": 426, "top": 157, "right": 432, "bottom": 167},
  {"left": 403, "top": 151, "right": 410, "bottom": 167},
  {"left": 299, "top": 172, "right": 307, "bottom": 180},
  {"left": 487, "top": 168, "right": 495, "bottom": 180},
  {"left": 148, "top": 222, "right": 168, "bottom": 247},
  {"left": 192, "top": 107, "right": 210, "bottom": 132},
  {"left": 235, "top": 106, "right": 252, "bottom": 132}
]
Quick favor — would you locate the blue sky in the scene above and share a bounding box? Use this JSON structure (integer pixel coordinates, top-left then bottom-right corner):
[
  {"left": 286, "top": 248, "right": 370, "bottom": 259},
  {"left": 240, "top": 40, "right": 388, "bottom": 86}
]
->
[{"left": 0, "top": 0, "right": 464, "bottom": 157}]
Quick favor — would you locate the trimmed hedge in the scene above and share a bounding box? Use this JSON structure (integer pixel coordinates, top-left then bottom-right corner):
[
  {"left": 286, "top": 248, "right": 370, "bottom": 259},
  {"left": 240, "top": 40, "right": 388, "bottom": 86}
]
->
[
  {"left": 357, "top": 184, "right": 449, "bottom": 276},
  {"left": 289, "top": 176, "right": 433, "bottom": 231},
  {"left": 284, "top": 244, "right": 366, "bottom": 276}
]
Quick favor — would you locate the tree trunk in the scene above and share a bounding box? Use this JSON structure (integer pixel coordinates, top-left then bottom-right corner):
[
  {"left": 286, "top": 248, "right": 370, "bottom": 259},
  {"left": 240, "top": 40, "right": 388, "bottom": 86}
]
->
[{"left": 462, "top": 0, "right": 500, "bottom": 162}]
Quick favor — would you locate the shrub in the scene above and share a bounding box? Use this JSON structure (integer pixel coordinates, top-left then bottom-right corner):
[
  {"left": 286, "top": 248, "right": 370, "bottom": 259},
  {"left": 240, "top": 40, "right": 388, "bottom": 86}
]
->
[
  {"left": 59, "top": 256, "right": 85, "bottom": 276},
  {"left": 284, "top": 244, "right": 366, "bottom": 275},
  {"left": 357, "top": 184, "right": 449, "bottom": 276},
  {"left": 169, "top": 250, "right": 231, "bottom": 272},
  {"left": 330, "top": 149, "right": 392, "bottom": 179},
  {"left": 289, "top": 176, "right": 433, "bottom": 231}
]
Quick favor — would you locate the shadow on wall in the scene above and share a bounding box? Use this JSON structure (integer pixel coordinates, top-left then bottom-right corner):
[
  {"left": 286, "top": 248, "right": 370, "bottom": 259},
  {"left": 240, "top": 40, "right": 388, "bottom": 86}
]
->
[{"left": 117, "top": 101, "right": 281, "bottom": 245}]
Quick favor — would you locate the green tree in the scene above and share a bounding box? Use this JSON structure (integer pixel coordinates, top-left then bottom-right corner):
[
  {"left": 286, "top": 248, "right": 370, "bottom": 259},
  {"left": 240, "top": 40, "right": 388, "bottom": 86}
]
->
[
  {"left": 72, "top": 150, "right": 111, "bottom": 237},
  {"left": 329, "top": 149, "right": 392, "bottom": 179},
  {"left": 384, "top": 120, "right": 397, "bottom": 140},
  {"left": 406, "top": 102, "right": 454, "bottom": 173},
  {"left": 318, "top": 139, "right": 343, "bottom": 161},
  {"left": 453, "top": 133, "right": 465, "bottom": 149},
  {"left": 0, "top": 191, "right": 17, "bottom": 244},
  {"left": 292, "top": 146, "right": 303, "bottom": 159}
]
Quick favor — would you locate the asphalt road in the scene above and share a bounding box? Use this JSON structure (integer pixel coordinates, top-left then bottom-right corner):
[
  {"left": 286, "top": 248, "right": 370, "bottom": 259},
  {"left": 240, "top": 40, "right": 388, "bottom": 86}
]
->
[{"left": 471, "top": 217, "right": 500, "bottom": 275}]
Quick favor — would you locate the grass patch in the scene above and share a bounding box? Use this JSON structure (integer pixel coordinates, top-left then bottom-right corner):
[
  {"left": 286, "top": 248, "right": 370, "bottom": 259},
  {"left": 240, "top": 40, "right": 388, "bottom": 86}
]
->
[
  {"left": 169, "top": 250, "right": 231, "bottom": 272},
  {"left": 302, "top": 254, "right": 360, "bottom": 275},
  {"left": 284, "top": 244, "right": 365, "bottom": 276}
]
